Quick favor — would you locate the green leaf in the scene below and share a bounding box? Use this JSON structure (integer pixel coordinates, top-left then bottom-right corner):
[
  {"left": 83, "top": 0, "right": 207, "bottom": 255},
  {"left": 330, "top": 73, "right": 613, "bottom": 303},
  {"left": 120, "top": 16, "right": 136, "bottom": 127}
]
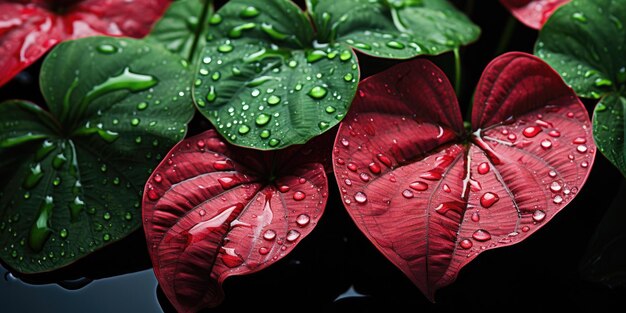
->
[
  {"left": 535, "top": 0, "right": 626, "bottom": 177},
  {"left": 535, "top": 0, "right": 625, "bottom": 99},
  {"left": 308, "top": 0, "right": 480, "bottom": 58},
  {"left": 593, "top": 94, "right": 626, "bottom": 177},
  {"left": 0, "top": 36, "right": 195, "bottom": 273},
  {"left": 147, "top": 0, "right": 214, "bottom": 63},
  {"left": 193, "top": 0, "right": 359, "bottom": 150}
]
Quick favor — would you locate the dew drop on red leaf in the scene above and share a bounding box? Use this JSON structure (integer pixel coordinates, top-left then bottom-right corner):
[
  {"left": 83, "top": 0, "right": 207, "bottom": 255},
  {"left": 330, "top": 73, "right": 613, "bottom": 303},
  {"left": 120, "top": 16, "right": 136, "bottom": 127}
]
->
[
  {"left": 409, "top": 181, "right": 429, "bottom": 191},
  {"left": 480, "top": 192, "right": 499, "bottom": 208},
  {"left": 472, "top": 229, "right": 492, "bottom": 242}
]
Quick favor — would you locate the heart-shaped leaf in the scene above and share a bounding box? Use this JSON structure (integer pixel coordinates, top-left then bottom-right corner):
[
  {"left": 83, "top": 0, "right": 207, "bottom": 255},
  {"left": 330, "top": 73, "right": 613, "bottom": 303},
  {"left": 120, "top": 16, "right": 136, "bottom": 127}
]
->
[
  {"left": 147, "top": 0, "right": 214, "bottom": 63},
  {"left": 0, "top": 0, "right": 171, "bottom": 87},
  {"left": 142, "top": 130, "right": 329, "bottom": 312},
  {"left": 332, "top": 52, "right": 595, "bottom": 300},
  {"left": 309, "top": 0, "right": 480, "bottom": 58},
  {"left": 0, "top": 36, "right": 195, "bottom": 273},
  {"left": 500, "top": 0, "right": 570, "bottom": 29},
  {"left": 535, "top": 0, "right": 626, "bottom": 177},
  {"left": 192, "top": 0, "right": 359, "bottom": 150}
]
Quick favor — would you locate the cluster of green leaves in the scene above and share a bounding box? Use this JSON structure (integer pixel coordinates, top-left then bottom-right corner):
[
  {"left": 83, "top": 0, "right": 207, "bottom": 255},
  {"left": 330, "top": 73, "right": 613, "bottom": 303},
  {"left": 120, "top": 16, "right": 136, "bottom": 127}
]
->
[{"left": 0, "top": 0, "right": 479, "bottom": 274}]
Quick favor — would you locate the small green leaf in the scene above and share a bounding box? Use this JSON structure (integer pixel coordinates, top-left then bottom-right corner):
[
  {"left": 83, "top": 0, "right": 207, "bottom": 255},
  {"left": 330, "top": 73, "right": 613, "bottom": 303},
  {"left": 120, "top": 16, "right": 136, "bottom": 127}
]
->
[
  {"left": 0, "top": 37, "right": 195, "bottom": 273},
  {"left": 193, "top": 0, "right": 359, "bottom": 150},
  {"left": 147, "top": 0, "right": 215, "bottom": 63},
  {"left": 535, "top": 0, "right": 626, "bottom": 177},
  {"left": 309, "top": 0, "right": 480, "bottom": 58},
  {"left": 593, "top": 94, "right": 626, "bottom": 177}
]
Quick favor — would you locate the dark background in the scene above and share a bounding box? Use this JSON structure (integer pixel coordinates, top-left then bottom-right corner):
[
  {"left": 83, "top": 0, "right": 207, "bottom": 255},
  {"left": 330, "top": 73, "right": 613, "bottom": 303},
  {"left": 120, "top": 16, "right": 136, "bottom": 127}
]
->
[{"left": 2, "top": 0, "right": 625, "bottom": 312}]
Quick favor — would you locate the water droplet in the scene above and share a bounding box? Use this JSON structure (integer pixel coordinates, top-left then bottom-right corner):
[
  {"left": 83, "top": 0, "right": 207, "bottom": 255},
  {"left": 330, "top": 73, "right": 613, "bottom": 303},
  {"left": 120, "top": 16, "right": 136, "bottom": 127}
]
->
[
  {"left": 576, "top": 145, "right": 588, "bottom": 153},
  {"left": 402, "top": 189, "right": 413, "bottom": 198},
  {"left": 409, "top": 181, "right": 428, "bottom": 191},
  {"left": 339, "top": 50, "right": 352, "bottom": 61},
  {"left": 218, "top": 177, "right": 238, "bottom": 189},
  {"left": 553, "top": 195, "right": 563, "bottom": 204},
  {"left": 261, "top": 23, "right": 289, "bottom": 40},
  {"left": 263, "top": 229, "right": 276, "bottom": 240},
  {"left": 130, "top": 118, "right": 140, "bottom": 126},
  {"left": 594, "top": 78, "right": 612, "bottom": 87},
  {"left": 442, "top": 184, "right": 451, "bottom": 193},
  {"left": 343, "top": 73, "right": 353, "bottom": 81},
  {"left": 573, "top": 137, "right": 587, "bottom": 144},
  {"left": 267, "top": 95, "right": 281, "bottom": 105},
  {"left": 325, "top": 106, "right": 336, "bottom": 114},
  {"left": 471, "top": 211, "right": 480, "bottom": 222},
  {"left": 419, "top": 171, "right": 441, "bottom": 180},
  {"left": 124, "top": 212, "right": 132, "bottom": 221},
  {"left": 28, "top": 196, "right": 54, "bottom": 252},
  {"left": 147, "top": 188, "right": 159, "bottom": 200},
  {"left": 228, "top": 22, "right": 256, "bottom": 38},
  {"left": 532, "top": 210, "right": 546, "bottom": 222},
  {"left": 137, "top": 102, "right": 148, "bottom": 111},
  {"left": 84, "top": 67, "right": 157, "bottom": 105},
  {"left": 286, "top": 229, "right": 300, "bottom": 242},
  {"left": 218, "top": 43, "right": 234, "bottom": 53},
  {"left": 296, "top": 214, "right": 310, "bottom": 227},
  {"left": 353, "top": 42, "right": 371, "bottom": 50},
  {"left": 293, "top": 191, "right": 306, "bottom": 201},
  {"left": 347, "top": 163, "right": 357, "bottom": 172},
  {"left": 460, "top": 239, "right": 473, "bottom": 249},
  {"left": 477, "top": 162, "right": 490, "bottom": 175},
  {"left": 103, "top": 233, "right": 111, "bottom": 241},
  {"left": 97, "top": 44, "right": 117, "bottom": 54},
  {"left": 540, "top": 139, "right": 552, "bottom": 149},
  {"left": 581, "top": 161, "right": 589, "bottom": 168},
  {"left": 359, "top": 172, "right": 370, "bottom": 182},
  {"left": 472, "top": 229, "right": 491, "bottom": 241},
  {"left": 508, "top": 133, "right": 517, "bottom": 141},
  {"left": 522, "top": 126, "right": 541, "bottom": 138},
  {"left": 549, "top": 170, "right": 557, "bottom": 178},
  {"left": 368, "top": 162, "right": 381, "bottom": 174},
  {"left": 52, "top": 153, "right": 67, "bottom": 169},
  {"left": 548, "top": 130, "right": 561, "bottom": 137},
  {"left": 549, "top": 181, "right": 562, "bottom": 193},
  {"left": 522, "top": 226, "right": 530, "bottom": 232},
  {"left": 480, "top": 192, "right": 499, "bottom": 208},
  {"left": 318, "top": 121, "right": 330, "bottom": 130},
  {"left": 308, "top": 86, "right": 327, "bottom": 99},
  {"left": 268, "top": 138, "right": 280, "bottom": 147},
  {"left": 572, "top": 12, "right": 587, "bottom": 22},
  {"left": 59, "top": 228, "right": 68, "bottom": 239},
  {"left": 259, "top": 247, "right": 269, "bottom": 255},
  {"left": 212, "top": 160, "right": 233, "bottom": 172},
  {"left": 259, "top": 129, "right": 271, "bottom": 139},
  {"left": 255, "top": 113, "right": 271, "bottom": 126},
  {"left": 238, "top": 125, "right": 250, "bottom": 135},
  {"left": 354, "top": 192, "right": 367, "bottom": 203},
  {"left": 240, "top": 6, "right": 260, "bottom": 18},
  {"left": 386, "top": 41, "right": 405, "bottom": 49},
  {"left": 209, "top": 13, "right": 222, "bottom": 25},
  {"left": 23, "top": 163, "right": 44, "bottom": 189},
  {"left": 211, "top": 71, "right": 221, "bottom": 81}
]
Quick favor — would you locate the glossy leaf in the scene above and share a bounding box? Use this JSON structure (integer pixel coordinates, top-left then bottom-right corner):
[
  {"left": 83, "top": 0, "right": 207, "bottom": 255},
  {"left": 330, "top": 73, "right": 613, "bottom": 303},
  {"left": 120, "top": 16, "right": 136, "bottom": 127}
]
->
[
  {"left": 0, "top": 0, "right": 171, "bottom": 87},
  {"left": 147, "top": 0, "right": 214, "bottom": 63},
  {"left": 309, "top": 0, "right": 480, "bottom": 58},
  {"left": 332, "top": 52, "right": 595, "bottom": 300},
  {"left": 500, "top": 0, "right": 570, "bottom": 29},
  {"left": 142, "top": 130, "right": 329, "bottom": 312},
  {"left": 535, "top": 0, "right": 626, "bottom": 177},
  {"left": 0, "top": 36, "right": 195, "bottom": 273},
  {"left": 193, "top": 0, "right": 359, "bottom": 150}
]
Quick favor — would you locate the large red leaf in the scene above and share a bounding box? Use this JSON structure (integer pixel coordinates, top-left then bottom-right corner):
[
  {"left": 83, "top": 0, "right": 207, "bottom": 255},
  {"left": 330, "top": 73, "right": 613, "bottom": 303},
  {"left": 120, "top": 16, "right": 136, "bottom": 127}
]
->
[
  {"left": 500, "top": 0, "right": 570, "bottom": 29},
  {"left": 333, "top": 52, "right": 595, "bottom": 301},
  {"left": 0, "top": 0, "right": 171, "bottom": 87},
  {"left": 143, "top": 130, "right": 329, "bottom": 312}
]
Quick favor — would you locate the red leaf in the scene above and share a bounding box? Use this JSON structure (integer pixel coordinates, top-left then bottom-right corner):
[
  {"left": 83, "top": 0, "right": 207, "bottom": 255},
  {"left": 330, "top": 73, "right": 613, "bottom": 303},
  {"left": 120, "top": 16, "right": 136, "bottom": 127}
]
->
[
  {"left": 500, "top": 0, "right": 570, "bottom": 29},
  {"left": 333, "top": 52, "right": 594, "bottom": 301},
  {"left": 143, "top": 130, "right": 329, "bottom": 312},
  {"left": 0, "top": 0, "right": 171, "bottom": 87}
]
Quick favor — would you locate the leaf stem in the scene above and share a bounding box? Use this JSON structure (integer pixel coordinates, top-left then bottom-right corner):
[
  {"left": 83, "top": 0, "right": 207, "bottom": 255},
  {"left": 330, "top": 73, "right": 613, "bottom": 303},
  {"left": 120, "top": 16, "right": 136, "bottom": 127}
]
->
[
  {"left": 188, "top": 0, "right": 213, "bottom": 62},
  {"left": 454, "top": 47, "right": 462, "bottom": 98},
  {"left": 495, "top": 16, "right": 517, "bottom": 56}
]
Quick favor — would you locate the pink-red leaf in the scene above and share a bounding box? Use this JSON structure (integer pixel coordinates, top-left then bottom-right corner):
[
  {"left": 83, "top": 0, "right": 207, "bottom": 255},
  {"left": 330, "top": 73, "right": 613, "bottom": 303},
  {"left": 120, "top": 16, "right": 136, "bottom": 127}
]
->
[
  {"left": 143, "top": 130, "right": 329, "bottom": 312},
  {"left": 0, "top": 0, "right": 171, "bottom": 87},
  {"left": 500, "top": 0, "right": 570, "bottom": 29},
  {"left": 333, "top": 52, "right": 594, "bottom": 301}
]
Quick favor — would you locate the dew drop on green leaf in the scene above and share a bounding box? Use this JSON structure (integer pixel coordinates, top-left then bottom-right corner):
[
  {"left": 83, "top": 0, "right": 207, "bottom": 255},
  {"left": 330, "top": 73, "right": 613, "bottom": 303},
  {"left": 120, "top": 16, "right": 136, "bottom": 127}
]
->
[
  {"left": 97, "top": 44, "right": 117, "bottom": 54},
  {"left": 28, "top": 196, "right": 54, "bottom": 252},
  {"left": 353, "top": 42, "right": 372, "bottom": 50},
  {"left": 386, "top": 41, "right": 405, "bottom": 49},
  {"left": 238, "top": 125, "right": 250, "bottom": 134},
  {"left": 218, "top": 43, "right": 234, "bottom": 53},
  {"left": 308, "top": 86, "right": 328, "bottom": 99},
  {"left": 572, "top": 12, "right": 587, "bottom": 23},
  {"left": 137, "top": 102, "right": 148, "bottom": 110},
  {"left": 325, "top": 105, "right": 336, "bottom": 113},
  {"left": 124, "top": 212, "right": 133, "bottom": 221},
  {"left": 52, "top": 153, "right": 67, "bottom": 169},
  {"left": 228, "top": 22, "right": 256, "bottom": 38},
  {"left": 260, "top": 129, "right": 270, "bottom": 139},
  {"left": 103, "top": 212, "right": 111, "bottom": 220},
  {"left": 344, "top": 73, "right": 353, "bottom": 81},
  {"left": 209, "top": 14, "right": 222, "bottom": 25},
  {"left": 268, "top": 138, "right": 280, "bottom": 147},
  {"left": 318, "top": 121, "right": 330, "bottom": 130},
  {"left": 52, "top": 176, "right": 61, "bottom": 186},
  {"left": 207, "top": 86, "right": 217, "bottom": 102},
  {"left": 212, "top": 71, "right": 221, "bottom": 81},
  {"left": 594, "top": 78, "right": 613, "bottom": 87},
  {"left": 23, "top": 164, "right": 44, "bottom": 189},
  {"left": 240, "top": 6, "right": 260, "bottom": 18},
  {"left": 103, "top": 233, "right": 111, "bottom": 241},
  {"left": 306, "top": 50, "right": 327, "bottom": 63},
  {"left": 261, "top": 23, "right": 289, "bottom": 40},
  {"left": 256, "top": 113, "right": 271, "bottom": 126},
  {"left": 131, "top": 118, "right": 140, "bottom": 126},
  {"left": 339, "top": 50, "right": 352, "bottom": 61},
  {"left": 267, "top": 95, "right": 281, "bottom": 105}
]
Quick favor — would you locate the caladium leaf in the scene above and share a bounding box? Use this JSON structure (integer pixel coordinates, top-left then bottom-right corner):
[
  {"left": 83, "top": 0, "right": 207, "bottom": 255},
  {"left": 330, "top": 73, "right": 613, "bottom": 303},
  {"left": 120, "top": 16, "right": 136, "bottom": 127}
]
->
[
  {"left": 332, "top": 52, "right": 595, "bottom": 300},
  {"left": 500, "top": 0, "right": 570, "bottom": 29},
  {"left": 147, "top": 0, "right": 214, "bottom": 63},
  {"left": 309, "top": 0, "right": 480, "bottom": 59},
  {"left": 0, "top": 0, "right": 171, "bottom": 87},
  {"left": 142, "top": 130, "right": 329, "bottom": 312},
  {"left": 0, "top": 36, "right": 194, "bottom": 273},
  {"left": 193, "top": 0, "right": 359, "bottom": 150},
  {"left": 535, "top": 0, "right": 626, "bottom": 177}
]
